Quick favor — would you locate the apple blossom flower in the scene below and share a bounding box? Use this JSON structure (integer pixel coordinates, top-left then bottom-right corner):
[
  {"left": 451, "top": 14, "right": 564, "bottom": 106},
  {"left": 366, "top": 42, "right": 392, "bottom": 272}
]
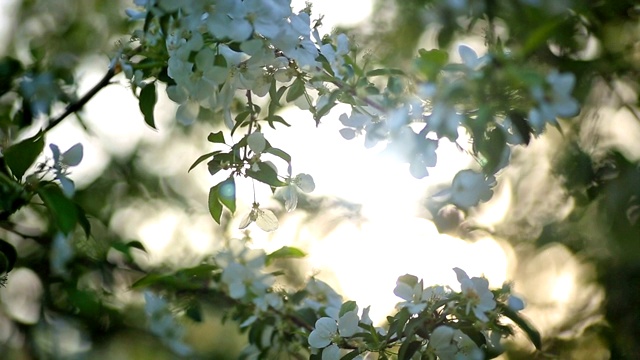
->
[
  {"left": 282, "top": 173, "right": 315, "bottom": 212},
  {"left": 528, "top": 70, "right": 580, "bottom": 133},
  {"left": 239, "top": 203, "right": 279, "bottom": 232},
  {"left": 453, "top": 267, "right": 496, "bottom": 322}
]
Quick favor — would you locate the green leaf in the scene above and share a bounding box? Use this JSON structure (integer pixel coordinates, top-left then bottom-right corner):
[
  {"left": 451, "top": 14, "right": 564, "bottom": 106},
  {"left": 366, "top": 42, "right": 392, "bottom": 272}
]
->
[
  {"left": 0, "top": 57, "right": 22, "bottom": 96},
  {"left": 4, "top": 131, "right": 44, "bottom": 180},
  {"left": 139, "top": 82, "right": 157, "bottom": 129},
  {"left": 127, "top": 240, "right": 146, "bottom": 252},
  {"left": 188, "top": 151, "right": 220, "bottom": 172},
  {"left": 131, "top": 273, "right": 167, "bottom": 289},
  {"left": 217, "top": 177, "right": 236, "bottom": 213},
  {"left": 500, "top": 303, "right": 542, "bottom": 350},
  {"left": 266, "top": 246, "right": 306, "bottom": 265},
  {"left": 246, "top": 162, "right": 286, "bottom": 187},
  {"left": 186, "top": 302, "right": 203, "bottom": 322},
  {"left": 266, "top": 115, "right": 291, "bottom": 129},
  {"left": 0, "top": 239, "right": 17, "bottom": 273},
  {"left": 208, "top": 185, "right": 223, "bottom": 224},
  {"left": 339, "top": 300, "right": 357, "bottom": 317},
  {"left": 285, "top": 77, "right": 305, "bottom": 103},
  {"left": 76, "top": 204, "right": 91, "bottom": 237},
  {"left": 366, "top": 68, "right": 405, "bottom": 77},
  {"left": 264, "top": 147, "right": 291, "bottom": 163},
  {"left": 341, "top": 350, "right": 362, "bottom": 360},
  {"left": 177, "top": 264, "right": 217, "bottom": 277},
  {"left": 207, "top": 131, "right": 225, "bottom": 144},
  {"left": 37, "top": 184, "right": 78, "bottom": 234},
  {"left": 398, "top": 339, "right": 422, "bottom": 360},
  {"left": 415, "top": 48, "right": 449, "bottom": 81},
  {"left": 522, "top": 19, "right": 562, "bottom": 56}
]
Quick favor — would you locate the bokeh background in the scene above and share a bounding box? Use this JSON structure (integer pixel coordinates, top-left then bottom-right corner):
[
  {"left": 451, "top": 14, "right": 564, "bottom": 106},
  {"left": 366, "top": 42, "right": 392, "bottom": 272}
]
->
[{"left": 0, "top": 0, "right": 639, "bottom": 358}]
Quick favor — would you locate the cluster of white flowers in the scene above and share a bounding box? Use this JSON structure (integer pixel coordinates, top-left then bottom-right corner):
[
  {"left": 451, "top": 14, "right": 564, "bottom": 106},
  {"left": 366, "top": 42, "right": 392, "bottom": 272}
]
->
[
  {"left": 394, "top": 277, "right": 448, "bottom": 314},
  {"left": 128, "top": 0, "right": 348, "bottom": 127},
  {"left": 429, "top": 325, "right": 484, "bottom": 360},
  {"left": 308, "top": 303, "right": 379, "bottom": 360},
  {"left": 528, "top": 70, "right": 580, "bottom": 134},
  {"left": 453, "top": 267, "right": 497, "bottom": 322},
  {"left": 214, "top": 238, "right": 276, "bottom": 300}
]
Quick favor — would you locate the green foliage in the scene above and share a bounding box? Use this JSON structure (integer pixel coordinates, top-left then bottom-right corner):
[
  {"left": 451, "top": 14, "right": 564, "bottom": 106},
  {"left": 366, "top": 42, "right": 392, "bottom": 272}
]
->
[
  {"left": 0, "top": 0, "right": 638, "bottom": 358},
  {"left": 3, "top": 131, "right": 44, "bottom": 180},
  {"left": 139, "top": 82, "right": 158, "bottom": 129}
]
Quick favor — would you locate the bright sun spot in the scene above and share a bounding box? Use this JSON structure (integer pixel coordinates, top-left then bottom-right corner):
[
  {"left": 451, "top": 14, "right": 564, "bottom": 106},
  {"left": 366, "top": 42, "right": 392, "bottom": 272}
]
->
[{"left": 244, "top": 105, "right": 511, "bottom": 322}]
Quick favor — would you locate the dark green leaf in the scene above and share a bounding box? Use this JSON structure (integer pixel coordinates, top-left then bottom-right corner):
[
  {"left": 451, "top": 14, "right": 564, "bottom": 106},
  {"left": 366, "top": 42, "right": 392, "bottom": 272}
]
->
[
  {"left": 393, "top": 308, "right": 412, "bottom": 339},
  {"left": 186, "top": 302, "right": 203, "bottom": 322},
  {"left": 208, "top": 185, "right": 223, "bottom": 224},
  {"left": 246, "top": 162, "right": 286, "bottom": 187},
  {"left": 285, "top": 77, "right": 305, "bottom": 103},
  {"left": 0, "top": 57, "right": 22, "bottom": 96},
  {"left": 37, "top": 184, "right": 78, "bottom": 234},
  {"left": 4, "top": 131, "right": 44, "bottom": 180},
  {"left": 266, "top": 246, "right": 306, "bottom": 265},
  {"left": 188, "top": 151, "right": 220, "bottom": 172},
  {"left": 76, "top": 204, "right": 91, "bottom": 237},
  {"left": 207, "top": 131, "right": 225, "bottom": 144},
  {"left": 127, "top": 240, "right": 147, "bottom": 252},
  {"left": 131, "top": 273, "right": 167, "bottom": 289},
  {"left": 139, "top": 82, "right": 157, "bottom": 129},
  {"left": 0, "top": 239, "right": 17, "bottom": 273},
  {"left": 341, "top": 350, "right": 362, "bottom": 360},
  {"left": 398, "top": 338, "right": 421, "bottom": 360}
]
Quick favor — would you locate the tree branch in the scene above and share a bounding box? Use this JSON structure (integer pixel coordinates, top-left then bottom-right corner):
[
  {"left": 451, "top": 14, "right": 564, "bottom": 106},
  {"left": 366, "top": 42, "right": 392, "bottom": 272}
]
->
[{"left": 44, "top": 63, "right": 118, "bottom": 133}]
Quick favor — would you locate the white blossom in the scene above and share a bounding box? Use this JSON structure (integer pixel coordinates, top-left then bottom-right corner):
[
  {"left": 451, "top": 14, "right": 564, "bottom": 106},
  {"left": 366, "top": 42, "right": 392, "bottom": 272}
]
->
[
  {"left": 528, "top": 70, "right": 580, "bottom": 133},
  {"left": 453, "top": 267, "right": 496, "bottom": 322}
]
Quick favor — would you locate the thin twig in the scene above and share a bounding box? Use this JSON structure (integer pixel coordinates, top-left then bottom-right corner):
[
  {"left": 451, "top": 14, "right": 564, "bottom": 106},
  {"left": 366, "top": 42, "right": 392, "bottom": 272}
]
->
[{"left": 44, "top": 63, "right": 119, "bottom": 133}]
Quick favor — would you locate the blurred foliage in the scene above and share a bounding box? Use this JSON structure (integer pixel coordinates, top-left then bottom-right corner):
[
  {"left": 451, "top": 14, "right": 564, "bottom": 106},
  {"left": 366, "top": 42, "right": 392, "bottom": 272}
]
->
[
  {"left": 0, "top": 0, "right": 639, "bottom": 359},
  {"left": 362, "top": 0, "right": 640, "bottom": 358}
]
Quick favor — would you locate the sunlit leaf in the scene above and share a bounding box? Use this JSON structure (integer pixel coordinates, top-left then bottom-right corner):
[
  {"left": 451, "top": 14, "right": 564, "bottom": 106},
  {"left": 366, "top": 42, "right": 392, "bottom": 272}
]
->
[
  {"left": 218, "top": 177, "right": 236, "bottom": 213},
  {"left": 266, "top": 246, "right": 306, "bottom": 265},
  {"left": 208, "top": 185, "right": 223, "bottom": 224},
  {"left": 246, "top": 162, "right": 286, "bottom": 187}
]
